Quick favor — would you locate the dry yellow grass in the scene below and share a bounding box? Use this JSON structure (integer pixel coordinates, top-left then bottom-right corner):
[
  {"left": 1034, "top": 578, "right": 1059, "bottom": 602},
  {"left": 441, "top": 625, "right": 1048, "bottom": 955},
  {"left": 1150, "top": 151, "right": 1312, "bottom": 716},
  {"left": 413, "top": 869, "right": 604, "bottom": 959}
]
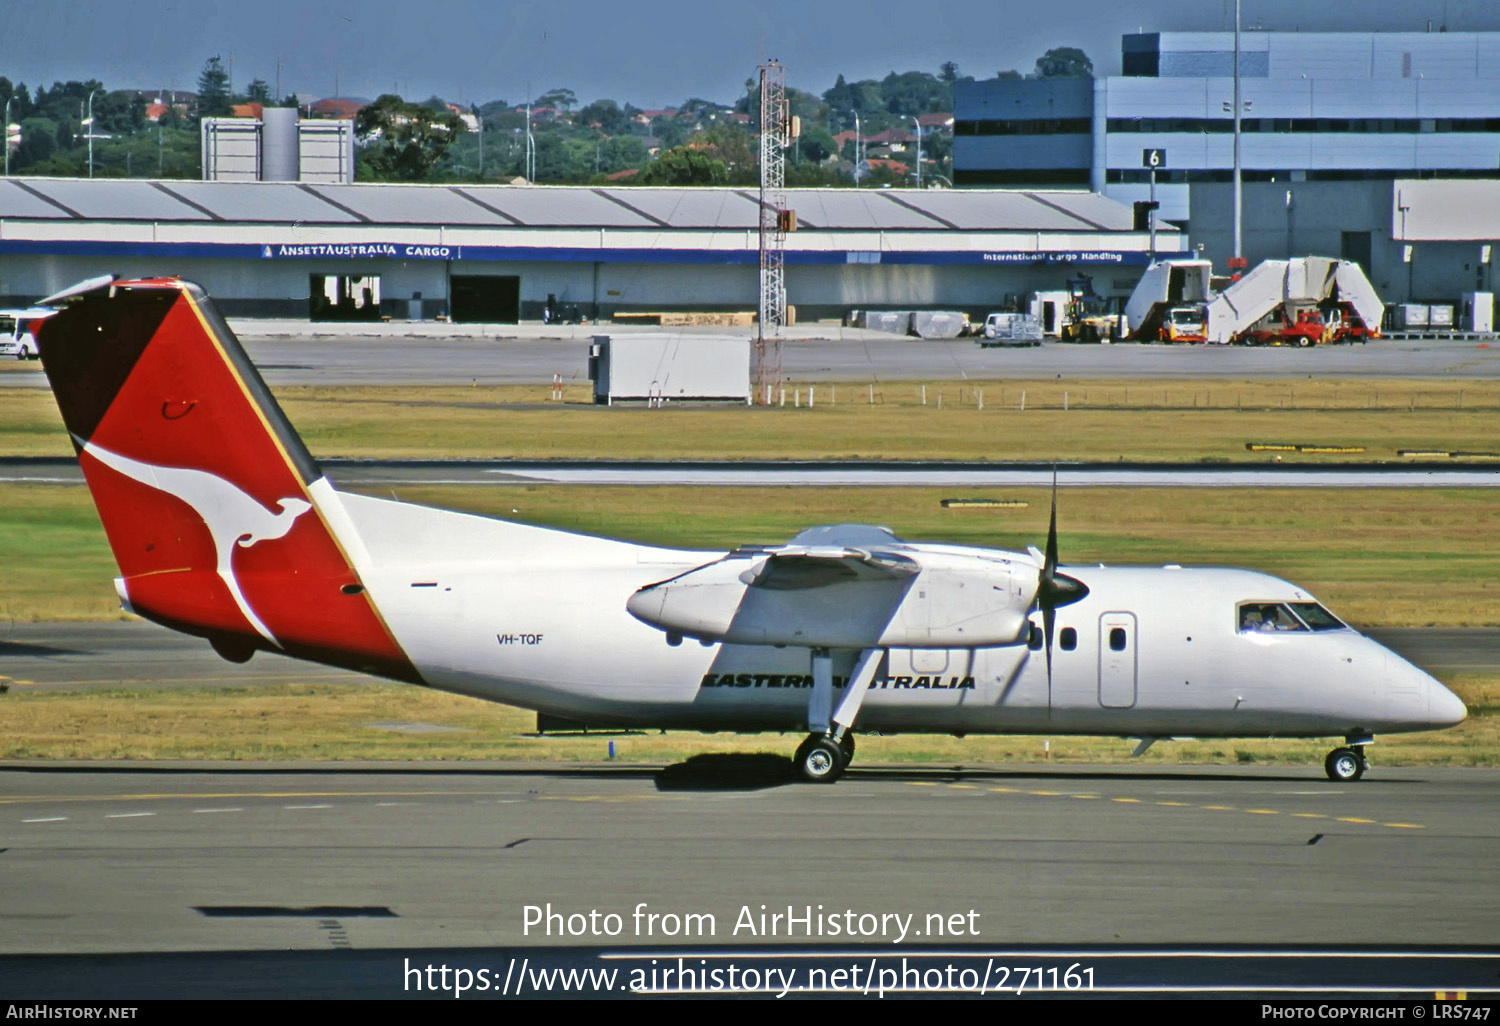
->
[
  {"left": 3, "top": 482, "right": 1497, "bottom": 626},
  {"left": 7, "top": 378, "right": 1500, "bottom": 461}
]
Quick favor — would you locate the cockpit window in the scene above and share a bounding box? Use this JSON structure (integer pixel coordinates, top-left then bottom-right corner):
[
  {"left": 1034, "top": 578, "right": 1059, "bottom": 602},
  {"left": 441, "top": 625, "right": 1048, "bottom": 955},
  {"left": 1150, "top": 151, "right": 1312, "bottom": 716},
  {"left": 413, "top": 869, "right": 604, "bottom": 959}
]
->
[
  {"left": 1238, "top": 602, "right": 1308, "bottom": 633},
  {"left": 1288, "top": 602, "right": 1346, "bottom": 631}
]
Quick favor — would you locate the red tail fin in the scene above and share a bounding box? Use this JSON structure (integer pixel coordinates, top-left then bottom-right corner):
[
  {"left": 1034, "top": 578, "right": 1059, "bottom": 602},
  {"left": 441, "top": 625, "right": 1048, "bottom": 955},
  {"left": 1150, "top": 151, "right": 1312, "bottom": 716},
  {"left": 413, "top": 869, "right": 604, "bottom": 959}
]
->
[{"left": 38, "top": 277, "right": 418, "bottom": 682}]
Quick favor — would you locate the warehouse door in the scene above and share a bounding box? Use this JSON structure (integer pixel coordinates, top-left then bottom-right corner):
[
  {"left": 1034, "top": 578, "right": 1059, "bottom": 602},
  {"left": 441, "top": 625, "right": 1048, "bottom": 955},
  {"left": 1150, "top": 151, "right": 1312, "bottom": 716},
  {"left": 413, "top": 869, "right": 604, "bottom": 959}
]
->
[
  {"left": 1341, "top": 232, "right": 1372, "bottom": 277},
  {"left": 451, "top": 276, "right": 520, "bottom": 324},
  {"left": 309, "top": 274, "right": 382, "bottom": 322}
]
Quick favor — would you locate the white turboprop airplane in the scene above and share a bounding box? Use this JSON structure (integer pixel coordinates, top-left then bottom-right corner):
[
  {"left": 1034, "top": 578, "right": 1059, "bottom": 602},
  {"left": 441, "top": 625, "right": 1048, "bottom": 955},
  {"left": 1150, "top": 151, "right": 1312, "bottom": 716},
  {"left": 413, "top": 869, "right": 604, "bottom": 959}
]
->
[{"left": 34, "top": 276, "right": 1467, "bottom": 783}]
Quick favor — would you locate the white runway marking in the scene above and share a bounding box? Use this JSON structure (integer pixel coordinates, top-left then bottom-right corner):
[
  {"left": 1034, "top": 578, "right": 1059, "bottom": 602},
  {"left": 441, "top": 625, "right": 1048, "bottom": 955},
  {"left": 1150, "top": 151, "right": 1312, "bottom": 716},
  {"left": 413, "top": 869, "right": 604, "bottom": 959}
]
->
[
  {"left": 22, "top": 817, "right": 66, "bottom": 823},
  {"left": 105, "top": 812, "right": 157, "bottom": 819}
]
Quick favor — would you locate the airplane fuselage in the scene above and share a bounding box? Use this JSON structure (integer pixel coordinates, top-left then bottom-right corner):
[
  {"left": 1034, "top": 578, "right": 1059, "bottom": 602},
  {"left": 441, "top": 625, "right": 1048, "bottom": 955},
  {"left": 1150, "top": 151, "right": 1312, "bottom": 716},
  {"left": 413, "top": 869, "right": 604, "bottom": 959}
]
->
[{"left": 337, "top": 492, "right": 1459, "bottom": 741}]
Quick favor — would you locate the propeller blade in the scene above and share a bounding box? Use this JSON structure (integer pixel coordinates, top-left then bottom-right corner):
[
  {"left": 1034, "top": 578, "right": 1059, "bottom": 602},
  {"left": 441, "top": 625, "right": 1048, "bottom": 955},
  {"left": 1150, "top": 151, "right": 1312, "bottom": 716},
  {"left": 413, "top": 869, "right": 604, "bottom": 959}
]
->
[
  {"left": 1033, "top": 466, "right": 1087, "bottom": 691},
  {"left": 1044, "top": 467, "right": 1059, "bottom": 579},
  {"left": 1043, "top": 599, "right": 1056, "bottom": 690}
]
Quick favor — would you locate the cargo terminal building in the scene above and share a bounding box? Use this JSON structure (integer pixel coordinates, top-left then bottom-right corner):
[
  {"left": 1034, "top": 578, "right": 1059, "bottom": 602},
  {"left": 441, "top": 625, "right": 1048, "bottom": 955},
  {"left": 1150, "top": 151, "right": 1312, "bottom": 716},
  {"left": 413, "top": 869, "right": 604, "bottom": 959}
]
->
[{"left": 0, "top": 179, "right": 1182, "bottom": 321}]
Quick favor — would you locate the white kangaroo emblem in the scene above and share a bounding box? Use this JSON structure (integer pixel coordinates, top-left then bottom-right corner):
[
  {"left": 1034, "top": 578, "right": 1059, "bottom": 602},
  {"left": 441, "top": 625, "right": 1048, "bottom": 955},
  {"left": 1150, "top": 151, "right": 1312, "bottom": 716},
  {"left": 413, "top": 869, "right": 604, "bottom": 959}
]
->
[{"left": 82, "top": 439, "right": 312, "bottom": 647}]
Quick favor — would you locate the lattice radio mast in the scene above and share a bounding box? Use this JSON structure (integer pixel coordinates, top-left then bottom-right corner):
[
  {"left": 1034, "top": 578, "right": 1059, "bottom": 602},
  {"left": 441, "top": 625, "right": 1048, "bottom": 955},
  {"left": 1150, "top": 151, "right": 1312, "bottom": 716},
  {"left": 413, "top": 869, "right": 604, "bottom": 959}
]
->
[{"left": 754, "top": 60, "right": 795, "bottom": 403}]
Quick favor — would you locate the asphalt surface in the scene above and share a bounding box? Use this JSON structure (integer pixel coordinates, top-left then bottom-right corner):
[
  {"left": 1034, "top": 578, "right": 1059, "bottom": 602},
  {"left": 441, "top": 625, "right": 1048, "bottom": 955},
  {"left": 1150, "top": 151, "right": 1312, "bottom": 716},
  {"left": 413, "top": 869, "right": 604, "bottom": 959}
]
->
[
  {"left": 2, "top": 328, "right": 1499, "bottom": 388},
  {"left": 3, "top": 621, "right": 1498, "bottom": 693},
  {"left": 0, "top": 763, "right": 1496, "bottom": 998}
]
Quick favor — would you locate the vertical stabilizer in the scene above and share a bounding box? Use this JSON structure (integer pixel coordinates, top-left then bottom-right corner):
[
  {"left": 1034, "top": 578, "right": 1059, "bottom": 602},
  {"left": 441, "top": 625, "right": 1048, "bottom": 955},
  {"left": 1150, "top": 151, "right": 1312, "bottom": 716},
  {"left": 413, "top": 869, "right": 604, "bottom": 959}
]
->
[{"left": 38, "top": 277, "right": 419, "bottom": 681}]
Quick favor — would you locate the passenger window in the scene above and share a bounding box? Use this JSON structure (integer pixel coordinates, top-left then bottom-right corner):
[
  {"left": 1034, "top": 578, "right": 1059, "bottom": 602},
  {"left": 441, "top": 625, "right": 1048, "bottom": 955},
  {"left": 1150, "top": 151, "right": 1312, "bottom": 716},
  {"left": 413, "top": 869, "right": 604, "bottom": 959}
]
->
[
  {"left": 1060, "top": 627, "right": 1077, "bottom": 651},
  {"left": 1109, "top": 627, "right": 1127, "bottom": 651},
  {"left": 1028, "top": 625, "right": 1043, "bottom": 651}
]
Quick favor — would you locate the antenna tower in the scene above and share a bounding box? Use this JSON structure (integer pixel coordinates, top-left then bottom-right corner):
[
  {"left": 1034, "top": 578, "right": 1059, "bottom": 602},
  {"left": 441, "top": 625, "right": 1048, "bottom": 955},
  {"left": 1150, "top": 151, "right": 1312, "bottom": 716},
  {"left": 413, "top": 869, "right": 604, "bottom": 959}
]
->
[{"left": 754, "top": 60, "right": 792, "bottom": 403}]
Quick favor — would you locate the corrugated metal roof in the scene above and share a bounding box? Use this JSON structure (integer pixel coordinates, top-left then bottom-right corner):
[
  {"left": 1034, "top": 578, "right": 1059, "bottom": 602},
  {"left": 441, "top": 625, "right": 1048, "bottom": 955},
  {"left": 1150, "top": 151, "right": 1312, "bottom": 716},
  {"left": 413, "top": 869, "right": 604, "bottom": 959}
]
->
[
  {"left": 31, "top": 179, "right": 214, "bottom": 220},
  {"left": 0, "top": 177, "right": 1153, "bottom": 234},
  {"left": 160, "top": 181, "right": 362, "bottom": 223},
  {"left": 607, "top": 187, "right": 759, "bottom": 229},
  {"left": 0, "top": 180, "right": 75, "bottom": 219}
]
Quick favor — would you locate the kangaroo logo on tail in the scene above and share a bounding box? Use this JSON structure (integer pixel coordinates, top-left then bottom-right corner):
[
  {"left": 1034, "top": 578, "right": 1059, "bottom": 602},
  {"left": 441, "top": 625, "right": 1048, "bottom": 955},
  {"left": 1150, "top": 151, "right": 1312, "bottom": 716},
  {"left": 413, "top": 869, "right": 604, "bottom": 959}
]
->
[{"left": 81, "top": 438, "right": 311, "bottom": 647}]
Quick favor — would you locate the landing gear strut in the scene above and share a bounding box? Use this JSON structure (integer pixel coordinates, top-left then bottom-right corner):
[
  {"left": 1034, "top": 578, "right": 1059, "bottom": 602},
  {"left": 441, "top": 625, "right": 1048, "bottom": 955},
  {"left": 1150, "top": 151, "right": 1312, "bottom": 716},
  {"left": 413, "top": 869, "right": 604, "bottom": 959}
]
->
[
  {"left": 795, "top": 647, "right": 882, "bottom": 783},
  {"left": 1324, "top": 742, "right": 1371, "bottom": 782}
]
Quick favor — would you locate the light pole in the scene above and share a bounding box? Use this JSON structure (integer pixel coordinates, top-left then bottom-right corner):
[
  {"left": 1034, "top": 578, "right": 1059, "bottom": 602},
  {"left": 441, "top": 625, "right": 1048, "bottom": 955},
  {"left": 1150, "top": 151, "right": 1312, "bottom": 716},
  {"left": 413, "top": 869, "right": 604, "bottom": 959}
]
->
[
  {"left": 910, "top": 116, "right": 922, "bottom": 188},
  {"left": 1232, "top": 0, "right": 1242, "bottom": 265},
  {"left": 524, "top": 99, "right": 535, "bottom": 183},
  {"left": 846, "top": 109, "right": 861, "bottom": 184},
  {"left": 3, "top": 96, "right": 12, "bottom": 176},
  {"left": 474, "top": 105, "right": 484, "bottom": 180},
  {"left": 85, "top": 89, "right": 98, "bottom": 178}
]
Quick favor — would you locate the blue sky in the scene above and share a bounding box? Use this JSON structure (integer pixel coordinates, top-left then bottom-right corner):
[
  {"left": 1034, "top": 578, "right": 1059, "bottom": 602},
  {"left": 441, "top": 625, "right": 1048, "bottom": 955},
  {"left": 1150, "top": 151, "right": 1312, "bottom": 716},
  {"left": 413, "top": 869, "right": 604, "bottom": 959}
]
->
[{"left": 8, "top": 1, "right": 1500, "bottom": 108}]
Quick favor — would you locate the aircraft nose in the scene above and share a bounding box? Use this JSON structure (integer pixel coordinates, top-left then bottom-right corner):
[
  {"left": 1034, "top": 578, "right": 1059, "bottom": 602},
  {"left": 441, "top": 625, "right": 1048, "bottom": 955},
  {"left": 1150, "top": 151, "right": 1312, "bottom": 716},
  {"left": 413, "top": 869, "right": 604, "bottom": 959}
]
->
[{"left": 1428, "top": 679, "right": 1468, "bottom": 729}]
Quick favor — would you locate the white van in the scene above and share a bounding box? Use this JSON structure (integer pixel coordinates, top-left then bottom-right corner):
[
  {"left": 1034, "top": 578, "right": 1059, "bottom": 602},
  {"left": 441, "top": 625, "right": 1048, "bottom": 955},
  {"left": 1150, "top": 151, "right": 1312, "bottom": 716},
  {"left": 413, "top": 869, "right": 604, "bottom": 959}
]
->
[
  {"left": 0, "top": 308, "right": 53, "bottom": 360},
  {"left": 980, "top": 312, "right": 1043, "bottom": 347}
]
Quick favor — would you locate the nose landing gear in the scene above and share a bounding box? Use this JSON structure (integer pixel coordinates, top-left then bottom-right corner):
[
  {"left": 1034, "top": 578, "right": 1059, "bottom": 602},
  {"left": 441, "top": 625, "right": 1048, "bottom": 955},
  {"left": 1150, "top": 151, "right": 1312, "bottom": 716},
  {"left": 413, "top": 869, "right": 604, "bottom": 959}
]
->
[{"left": 1324, "top": 738, "right": 1372, "bottom": 782}]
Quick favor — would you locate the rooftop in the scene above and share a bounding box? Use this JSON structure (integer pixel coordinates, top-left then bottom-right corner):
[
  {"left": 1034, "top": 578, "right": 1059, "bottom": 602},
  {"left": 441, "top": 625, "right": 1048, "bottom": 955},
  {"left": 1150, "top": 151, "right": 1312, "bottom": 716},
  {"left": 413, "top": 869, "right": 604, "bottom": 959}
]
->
[{"left": 0, "top": 178, "right": 1160, "bottom": 234}]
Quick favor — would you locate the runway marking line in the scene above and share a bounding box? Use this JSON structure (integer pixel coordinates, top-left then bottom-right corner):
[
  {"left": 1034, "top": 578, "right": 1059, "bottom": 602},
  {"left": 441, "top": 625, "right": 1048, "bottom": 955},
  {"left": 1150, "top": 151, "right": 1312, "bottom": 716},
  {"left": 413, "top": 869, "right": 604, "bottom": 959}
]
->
[
  {"left": 193, "top": 808, "right": 244, "bottom": 814},
  {"left": 22, "top": 817, "right": 66, "bottom": 823},
  {"left": 916, "top": 782, "right": 1433, "bottom": 834},
  {"left": 0, "top": 789, "right": 521, "bottom": 807}
]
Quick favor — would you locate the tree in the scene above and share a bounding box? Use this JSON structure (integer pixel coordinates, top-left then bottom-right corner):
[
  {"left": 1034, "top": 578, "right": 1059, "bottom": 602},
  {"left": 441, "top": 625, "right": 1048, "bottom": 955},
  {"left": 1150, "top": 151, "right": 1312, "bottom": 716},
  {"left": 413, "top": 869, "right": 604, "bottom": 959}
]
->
[
  {"left": 687, "top": 122, "right": 757, "bottom": 183},
  {"left": 879, "top": 71, "right": 947, "bottom": 116},
  {"left": 638, "top": 146, "right": 728, "bottom": 185},
  {"left": 995, "top": 69, "right": 1023, "bottom": 80},
  {"left": 578, "top": 98, "right": 628, "bottom": 134},
  {"left": 796, "top": 123, "right": 838, "bottom": 164},
  {"left": 246, "top": 79, "right": 271, "bottom": 104},
  {"left": 823, "top": 74, "right": 853, "bottom": 114},
  {"left": 354, "top": 93, "right": 466, "bottom": 181},
  {"left": 536, "top": 88, "right": 576, "bottom": 113},
  {"left": 197, "top": 56, "right": 232, "bottom": 118},
  {"left": 1034, "top": 47, "right": 1093, "bottom": 79},
  {"left": 14, "top": 117, "right": 57, "bottom": 169}
]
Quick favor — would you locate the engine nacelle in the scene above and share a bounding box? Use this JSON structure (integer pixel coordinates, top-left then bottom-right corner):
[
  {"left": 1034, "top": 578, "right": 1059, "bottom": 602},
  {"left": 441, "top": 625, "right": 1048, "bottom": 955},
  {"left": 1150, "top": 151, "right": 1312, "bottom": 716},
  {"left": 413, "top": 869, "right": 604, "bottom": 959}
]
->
[{"left": 627, "top": 547, "right": 1038, "bottom": 649}]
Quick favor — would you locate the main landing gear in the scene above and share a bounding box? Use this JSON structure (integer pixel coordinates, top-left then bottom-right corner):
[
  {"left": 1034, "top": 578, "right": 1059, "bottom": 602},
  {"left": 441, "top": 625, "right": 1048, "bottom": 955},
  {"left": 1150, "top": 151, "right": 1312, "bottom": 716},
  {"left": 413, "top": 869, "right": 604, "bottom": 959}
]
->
[
  {"left": 795, "top": 647, "right": 880, "bottom": 783},
  {"left": 795, "top": 733, "right": 853, "bottom": 783},
  {"left": 1324, "top": 736, "right": 1373, "bottom": 781}
]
